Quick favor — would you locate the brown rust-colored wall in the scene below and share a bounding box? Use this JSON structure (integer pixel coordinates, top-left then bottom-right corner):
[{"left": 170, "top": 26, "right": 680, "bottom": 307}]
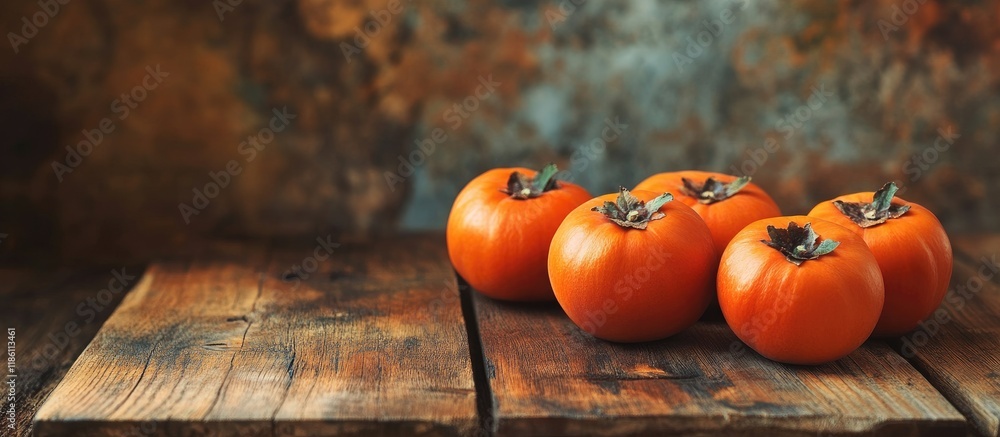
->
[{"left": 0, "top": 0, "right": 997, "bottom": 261}]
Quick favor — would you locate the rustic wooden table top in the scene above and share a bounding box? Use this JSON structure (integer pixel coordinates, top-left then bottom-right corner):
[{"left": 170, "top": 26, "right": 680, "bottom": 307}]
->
[{"left": 4, "top": 234, "right": 998, "bottom": 436}]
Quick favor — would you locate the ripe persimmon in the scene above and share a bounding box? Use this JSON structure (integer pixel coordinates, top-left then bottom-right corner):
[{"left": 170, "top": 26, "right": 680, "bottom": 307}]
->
[
  {"left": 808, "top": 182, "right": 953, "bottom": 336},
  {"left": 447, "top": 164, "right": 592, "bottom": 301},
  {"left": 634, "top": 171, "right": 781, "bottom": 255},
  {"left": 548, "top": 188, "right": 717, "bottom": 342},
  {"left": 717, "top": 217, "right": 884, "bottom": 365}
]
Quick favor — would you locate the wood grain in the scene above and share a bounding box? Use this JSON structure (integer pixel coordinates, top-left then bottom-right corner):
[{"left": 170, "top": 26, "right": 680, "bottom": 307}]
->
[
  {"left": 891, "top": 235, "right": 1000, "bottom": 437},
  {"left": 33, "top": 236, "right": 478, "bottom": 436},
  {"left": 471, "top": 288, "right": 967, "bottom": 436},
  {"left": 0, "top": 267, "right": 143, "bottom": 437}
]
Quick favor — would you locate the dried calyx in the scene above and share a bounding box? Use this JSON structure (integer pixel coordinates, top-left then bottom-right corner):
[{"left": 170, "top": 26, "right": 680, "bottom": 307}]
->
[
  {"left": 501, "top": 163, "right": 560, "bottom": 200},
  {"left": 833, "top": 182, "right": 910, "bottom": 228},
  {"left": 680, "top": 176, "right": 751, "bottom": 204},
  {"left": 593, "top": 187, "right": 673, "bottom": 230},
  {"left": 761, "top": 221, "right": 840, "bottom": 266}
]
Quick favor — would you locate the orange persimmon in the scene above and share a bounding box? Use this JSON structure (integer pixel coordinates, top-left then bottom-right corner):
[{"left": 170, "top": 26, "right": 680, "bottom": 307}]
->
[
  {"left": 808, "top": 182, "right": 953, "bottom": 337},
  {"left": 717, "top": 217, "right": 884, "bottom": 365},
  {"left": 447, "top": 164, "right": 592, "bottom": 301},
  {"left": 548, "top": 188, "right": 717, "bottom": 342},
  {"left": 634, "top": 171, "right": 781, "bottom": 254}
]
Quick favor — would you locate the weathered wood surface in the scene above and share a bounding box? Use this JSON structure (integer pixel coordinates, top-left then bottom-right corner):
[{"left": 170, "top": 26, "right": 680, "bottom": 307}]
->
[
  {"left": 0, "top": 267, "right": 143, "bottom": 437},
  {"left": 33, "top": 236, "right": 478, "bottom": 436},
  {"left": 23, "top": 233, "right": 1000, "bottom": 436},
  {"left": 890, "top": 235, "right": 1000, "bottom": 437},
  {"left": 471, "top": 287, "right": 968, "bottom": 436}
]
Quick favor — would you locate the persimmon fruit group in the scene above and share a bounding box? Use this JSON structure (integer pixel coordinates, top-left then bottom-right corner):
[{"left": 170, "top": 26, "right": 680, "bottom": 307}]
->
[
  {"left": 717, "top": 217, "right": 884, "bottom": 365},
  {"left": 635, "top": 171, "right": 781, "bottom": 254},
  {"left": 446, "top": 164, "right": 954, "bottom": 365},
  {"left": 447, "top": 164, "right": 592, "bottom": 301},
  {"left": 808, "top": 182, "right": 953, "bottom": 336},
  {"left": 548, "top": 188, "right": 717, "bottom": 342}
]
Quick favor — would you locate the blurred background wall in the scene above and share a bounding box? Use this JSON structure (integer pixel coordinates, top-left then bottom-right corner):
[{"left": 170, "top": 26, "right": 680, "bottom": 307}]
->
[{"left": 1, "top": 0, "right": 997, "bottom": 262}]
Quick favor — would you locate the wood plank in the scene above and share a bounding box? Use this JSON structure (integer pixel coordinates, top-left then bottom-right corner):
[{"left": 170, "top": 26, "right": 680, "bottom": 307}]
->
[
  {"left": 0, "top": 267, "right": 143, "bottom": 437},
  {"left": 471, "top": 285, "right": 967, "bottom": 436},
  {"left": 33, "top": 235, "right": 478, "bottom": 436},
  {"left": 891, "top": 235, "right": 1000, "bottom": 437}
]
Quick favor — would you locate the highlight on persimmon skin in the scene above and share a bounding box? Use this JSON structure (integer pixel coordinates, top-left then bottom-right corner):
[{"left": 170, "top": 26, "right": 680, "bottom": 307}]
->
[
  {"left": 717, "top": 216, "right": 884, "bottom": 365},
  {"left": 808, "top": 182, "right": 953, "bottom": 337},
  {"left": 548, "top": 188, "right": 717, "bottom": 343},
  {"left": 634, "top": 170, "right": 781, "bottom": 255},
  {"left": 447, "top": 164, "right": 592, "bottom": 302}
]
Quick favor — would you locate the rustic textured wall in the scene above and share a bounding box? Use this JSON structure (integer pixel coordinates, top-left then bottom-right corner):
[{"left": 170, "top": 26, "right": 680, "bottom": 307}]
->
[{"left": 1, "top": 0, "right": 997, "bottom": 260}]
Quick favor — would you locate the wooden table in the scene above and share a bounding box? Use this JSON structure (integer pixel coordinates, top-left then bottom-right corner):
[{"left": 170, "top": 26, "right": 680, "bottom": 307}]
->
[{"left": 5, "top": 234, "right": 999, "bottom": 436}]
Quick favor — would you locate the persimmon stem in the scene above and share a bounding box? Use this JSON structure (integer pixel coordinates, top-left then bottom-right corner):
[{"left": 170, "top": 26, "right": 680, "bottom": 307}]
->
[
  {"left": 680, "top": 176, "right": 751, "bottom": 204},
  {"left": 761, "top": 221, "right": 839, "bottom": 266},
  {"left": 500, "top": 163, "right": 560, "bottom": 200},
  {"left": 592, "top": 187, "right": 673, "bottom": 230},
  {"left": 832, "top": 182, "right": 910, "bottom": 228}
]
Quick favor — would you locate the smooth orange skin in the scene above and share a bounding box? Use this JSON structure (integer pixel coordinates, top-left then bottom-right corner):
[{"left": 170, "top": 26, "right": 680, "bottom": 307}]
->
[
  {"left": 447, "top": 167, "right": 592, "bottom": 302},
  {"left": 718, "top": 216, "right": 884, "bottom": 365},
  {"left": 808, "top": 193, "right": 953, "bottom": 337},
  {"left": 548, "top": 190, "right": 717, "bottom": 342},
  {"left": 635, "top": 170, "right": 782, "bottom": 255}
]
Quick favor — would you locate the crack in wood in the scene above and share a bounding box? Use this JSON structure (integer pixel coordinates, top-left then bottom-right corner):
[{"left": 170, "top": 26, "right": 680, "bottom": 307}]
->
[
  {"left": 203, "top": 263, "right": 266, "bottom": 419},
  {"left": 111, "top": 337, "right": 159, "bottom": 417},
  {"left": 584, "top": 372, "right": 704, "bottom": 382},
  {"left": 272, "top": 329, "right": 296, "bottom": 435},
  {"left": 457, "top": 273, "right": 497, "bottom": 437},
  {"left": 201, "top": 342, "right": 241, "bottom": 352}
]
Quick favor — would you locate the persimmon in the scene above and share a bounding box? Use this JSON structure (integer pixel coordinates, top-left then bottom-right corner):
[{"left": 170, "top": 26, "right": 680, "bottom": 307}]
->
[
  {"left": 548, "top": 188, "right": 717, "bottom": 342},
  {"left": 718, "top": 217, "right": 884, "bottom": 365},
  {"left": 447, "top": 164, "right": 592, "bottom": 301},
  {"left": 808, "top": 182, "right": 953, "bottom": 336},
  {"left": 634, "top": 171, "right": 781, "bottom": 255}
]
